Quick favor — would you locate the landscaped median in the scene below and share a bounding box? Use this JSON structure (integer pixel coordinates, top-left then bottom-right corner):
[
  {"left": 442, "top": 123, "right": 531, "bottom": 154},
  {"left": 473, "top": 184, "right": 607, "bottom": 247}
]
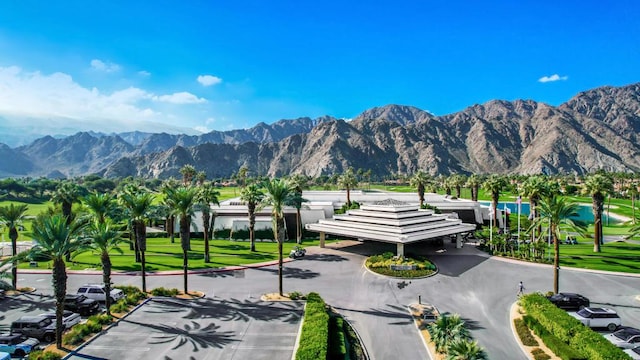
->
[
  {"left": 365, "top": 252, "right": 437, "bottom": 278},
  {"left": 515, "top": 293, "right": 630, "bottom": 360}
]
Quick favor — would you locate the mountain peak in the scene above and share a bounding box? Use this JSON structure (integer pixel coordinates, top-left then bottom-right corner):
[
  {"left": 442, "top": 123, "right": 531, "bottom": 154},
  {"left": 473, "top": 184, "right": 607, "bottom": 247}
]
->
[{"left": 353, "top": 104, "right": 435, "bottom": 126}]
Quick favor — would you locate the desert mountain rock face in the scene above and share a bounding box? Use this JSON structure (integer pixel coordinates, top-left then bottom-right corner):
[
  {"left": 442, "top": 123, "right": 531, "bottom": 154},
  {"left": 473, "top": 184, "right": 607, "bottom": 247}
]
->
[{"left": 2, "top": 82, "right": 640, "bottom": 179}]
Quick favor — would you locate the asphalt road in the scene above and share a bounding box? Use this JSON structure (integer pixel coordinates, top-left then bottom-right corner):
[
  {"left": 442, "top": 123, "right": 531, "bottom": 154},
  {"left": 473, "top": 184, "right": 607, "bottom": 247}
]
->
[{"left": 8, "top": 240, "right": 640, "bottom": 360}]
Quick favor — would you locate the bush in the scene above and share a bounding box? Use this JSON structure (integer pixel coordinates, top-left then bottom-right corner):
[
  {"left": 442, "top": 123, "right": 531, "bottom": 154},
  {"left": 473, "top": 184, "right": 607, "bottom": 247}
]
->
[
  {"left": 329, "top": 316, "right": 347, "bottom": 358},
  {"left": 109, "top": 299, "right": 129, "bottom": 313},
  {"left": 150, "top": 287, "right": 179, "bottom": 297},
  {"left": 289, "top": 291, "right": 304, "bottom": 300},
  {"left": 570, "top": 327, "right": 631, "bottom": 360},
  {"left": 27, "top": 350, "right": 63, "bottom": 360},
  {"left": 114, "top": 285, "right": 144, "bottom": 296},
  {"left": 523, "top": 316, "right": 586, "bottom": 360},
  {"left": 88, "top": 313, "right": 113, "bottom": 326},
  {"left": 514, "top": 318, "right": 538, "bottom": 346},
  {"left": 532, "top": 348, "right": 551, "bottom": 360},
  {"left": 365, "top": 254, "right": 436, "bottom": 278},
  {"left": 296, "top": 292, "right": 329, "bottom": 360}
]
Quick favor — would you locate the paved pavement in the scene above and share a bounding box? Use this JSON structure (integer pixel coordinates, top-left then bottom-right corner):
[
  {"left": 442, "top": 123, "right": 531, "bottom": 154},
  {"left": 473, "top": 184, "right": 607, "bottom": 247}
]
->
[
  {"left": 66, "top": 297, "right": 304, "bottom": 360},
  {"left": 8, "top": 240, "right": 640, "bottom": 360}
]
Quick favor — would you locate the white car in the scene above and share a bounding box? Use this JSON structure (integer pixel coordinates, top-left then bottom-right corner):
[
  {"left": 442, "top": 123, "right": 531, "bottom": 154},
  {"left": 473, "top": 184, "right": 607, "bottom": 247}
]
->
[
  {"left": 77, "top": 284, "right": 124, "bottom": 303},
  {"left": 625, "top": 346, "right": 640, "bottom": 360},
  {"left": 39, "top": 310, "right": 82, "bottom": 329},
  {"left": 569, "top": 307, "right": 621, "bottom": 331},
  {"left": 605, "top": 327, "right": 640, "bottom": 349}
]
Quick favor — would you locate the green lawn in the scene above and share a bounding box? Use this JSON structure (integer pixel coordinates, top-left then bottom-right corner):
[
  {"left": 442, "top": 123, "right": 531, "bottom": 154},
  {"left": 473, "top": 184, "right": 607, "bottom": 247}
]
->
[
  {"left": 554, "top": 241, "right": 640, "bottom": 273},
  {"left": 18, "top": 237, "right": 331, "bottom": 272}
]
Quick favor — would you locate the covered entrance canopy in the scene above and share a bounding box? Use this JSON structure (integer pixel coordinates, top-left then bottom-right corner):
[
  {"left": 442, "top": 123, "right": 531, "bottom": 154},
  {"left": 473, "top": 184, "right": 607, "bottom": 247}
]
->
[{"left": 305, "top": 199, "right": 476, "bottom": 256}]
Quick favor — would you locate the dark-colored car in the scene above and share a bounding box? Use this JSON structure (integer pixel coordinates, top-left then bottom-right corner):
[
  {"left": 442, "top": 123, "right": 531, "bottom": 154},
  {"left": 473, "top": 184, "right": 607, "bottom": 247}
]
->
[
  {"left": 63, "top": 294, "right": 100, "bottom": 315},
  {"left": 0, "top": 334, "right": 39, "bottom": 357},
  {"left": 10, "top": 315, "right": 56, "bottom": 342},
  {"left": 547, "top": 292, "right": 590, "bottom": 310}
]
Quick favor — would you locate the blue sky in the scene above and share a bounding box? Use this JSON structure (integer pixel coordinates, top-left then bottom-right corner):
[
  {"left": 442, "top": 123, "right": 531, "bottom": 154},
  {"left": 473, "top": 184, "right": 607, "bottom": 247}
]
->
[{"left": 0, "top": 0, "right": 639, "bottom": 141}]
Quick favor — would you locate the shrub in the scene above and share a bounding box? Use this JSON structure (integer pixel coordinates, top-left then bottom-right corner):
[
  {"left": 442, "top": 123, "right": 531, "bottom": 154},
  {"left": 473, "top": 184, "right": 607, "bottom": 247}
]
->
[
  {"left": 109, "top": 299, "right": 129, "bottom": 313},
  {"left": 523, "top": 316, "right": 586, "bottom": 360},
  {"left": 296, "top": 292, "right": 329, "bottom": 360},
  {"left": 329, "top": 316, "right": 347, "bottom": 358},
  {"left": 27, "top": 350, "right": 63, "bottom": 360},
  {"left": 114, "top": 285, "right": 143, "bottom": 296},
  {"left": 514, "top": 318, "right": 538, "bottom": 346},
  {"left": 88, "top": 313, "right": 113, "bottom": 326},
  {"left": 570, "top": 327, "right": 631, "bottom": 360},
  {"left": 532, "top": 348, "right": 551, "bottom": 360},
  {"left": 150, "top": 287, "right": 179, "bottom": 297},
  {"left": 289, "top": 291, "right": 304, "bottom": 300}
]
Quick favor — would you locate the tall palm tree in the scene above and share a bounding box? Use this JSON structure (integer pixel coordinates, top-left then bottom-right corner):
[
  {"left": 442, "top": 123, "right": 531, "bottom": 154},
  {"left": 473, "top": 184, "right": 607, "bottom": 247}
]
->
[
  {"left": 582, "top": 173, "right": 613, "bottom": 252},
  {"left": 51, "top": 181, "right": 82, "bottom": 225},
  {"left": 179, "top": 164, "right": 197, "bottom": 186},
  {"left": 27, "top": 215, "right": 86, "bottom": 349},
  {"left": 0, "top": 203, "right": 29, "bottom": 289},
  {"left": 289, "top": 174, "right": 309, "bottom": 244},
  {"left": 80, "top": 220, "right": 126, "bottom": 315},
  {"left": 262, "top": 178, "right": 295, "bottom": 296},
  {"left": 528, "top": 195, "right": 586, "bottom": 294},
  {"left": 450, "top": 174, "right": 467, "bottom": 198},
  {"left": 482, "top": 175, "right": 507, "bottom": 228},
  {"left": 338, "top": 167, "right": 358, "bottom": 207},
  {"left": 161, "top": 179, "right": 180, "bottom": 244},
  {"left": 409, "top": 170, "right": 430, "bottom": 207},
  {"left": 240, "top": 183, "right": 265, "bottom": 252},
  {"left": 465, "top": 174, "right": 483, "bottom": 202},
  {"left": 166, "top": 186, "right": 198, "bottom": 294},
  {"left": 196, "top": 183, "right": 220, "bottom": 263},
  {"left": 236, "top": 166, "right": 249, "bottom": 188},
  {"left": 118, "top": 188, "right": 155, "bottom": 293},
  {"left": 82, "top": 192, "right": 116, "bottom": 224}
]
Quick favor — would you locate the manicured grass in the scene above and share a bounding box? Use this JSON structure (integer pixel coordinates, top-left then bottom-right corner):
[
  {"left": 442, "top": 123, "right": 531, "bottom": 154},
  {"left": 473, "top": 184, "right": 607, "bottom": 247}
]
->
[
  {"left": 554, "top": 241, "right": 640, "bottom": 273},
  {"left": 19, "top": 237, "right": 331, "bottom": 271}
]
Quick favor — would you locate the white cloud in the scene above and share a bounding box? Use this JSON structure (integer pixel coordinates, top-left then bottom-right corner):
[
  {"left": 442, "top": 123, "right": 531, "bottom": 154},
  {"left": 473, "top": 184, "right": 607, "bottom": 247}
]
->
[
  {"left": 155, "top": 92, "right": 207, "bottom": 104},
  {"left": 538, "top": 74, "right": 568, "bottom": 83},
  {"left": 194, "top": 126, "right": 209, "bottom": 133},
  {"left": 0, "top": 66, "right": 206, "bottom": 127},
  {"left": 138, "top": 70, "right": 151, "bottom": 77},
  {"left": 90, "top": 59, "right": 121, "bottom": 73},
  {"left": 197, "top": 74, "right": 222, "bottom": 87}
]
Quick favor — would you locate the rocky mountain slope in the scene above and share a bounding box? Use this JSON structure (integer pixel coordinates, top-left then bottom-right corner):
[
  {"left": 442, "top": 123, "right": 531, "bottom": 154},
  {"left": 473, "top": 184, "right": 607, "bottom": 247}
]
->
[{"left": 1, "top": 83, "right": 640, "bottom": 179}]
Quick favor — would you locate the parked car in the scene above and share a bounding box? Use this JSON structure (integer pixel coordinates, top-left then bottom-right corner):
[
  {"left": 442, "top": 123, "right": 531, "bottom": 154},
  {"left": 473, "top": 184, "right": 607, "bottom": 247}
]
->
[
  {"left": 10, "top": 315, "right": 56, "bottom": 342},
  {"left": 546, "top": 292, "right": 590, "bottom": 310},
  {"left": 64, "top": 294, "right": 100, "bottom": 316},
  {"left": 569, "top": 307, "right": 622, "bottom": 331},
  {"left": 625, "top": 346, "right": 640, "bottom": 360},
  {"left": 77, "top": 284, "right": 124, "bottom": 303},
  {"left": 0, "top": 351, "right": 10, "bottom": 360},
  {"left": 39, "top": 310, "right": 82, "bottom": 330},
  {"left": 605, "top": 327, "right": 640, "bottom": 349},
  {"left": 0, "top": 334, "right": 39, "bottom": 358},
  {"left": 0, "top": 289, "right": 5, "bottom": 300}
]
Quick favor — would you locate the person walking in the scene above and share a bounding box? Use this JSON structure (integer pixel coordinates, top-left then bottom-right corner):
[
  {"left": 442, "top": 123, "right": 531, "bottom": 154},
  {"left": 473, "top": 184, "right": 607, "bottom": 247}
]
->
[{"left": 517, "top": 281, "right": 525, "bottom": 296}]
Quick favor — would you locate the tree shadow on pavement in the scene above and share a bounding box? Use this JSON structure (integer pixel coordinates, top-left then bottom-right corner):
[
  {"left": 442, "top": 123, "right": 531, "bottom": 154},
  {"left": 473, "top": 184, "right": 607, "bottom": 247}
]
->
[
  {"left": 460, "top": 317, "right": 485, "bottom": 330},
  {"left": 332, "top": 303, "right": 413, "bottom": 326},
  {"left": 252, "top": 266, "right": 321, "bottom": 279},
  {"left": 197, "top": 270, "right": 235, "bottom": 279},
  {"left": 142, "top": 297, "right": 303, "bottom": 324},
  {"left": 0, "top": 293, "right": 54, "bottom": 314},
  {"left": 303, "top": 253, "right": 348, "bottom": 262},
  {"left": 428, "top": 254, "right": 489, "bottom": 277}
]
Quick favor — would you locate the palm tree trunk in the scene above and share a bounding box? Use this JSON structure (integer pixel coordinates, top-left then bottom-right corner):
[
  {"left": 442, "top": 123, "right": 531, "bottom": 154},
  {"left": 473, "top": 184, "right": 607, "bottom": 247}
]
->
[
  {"left": 180, "top": 216, "right": 190, "bottom": 294},
  {"left": 52, "top": 258, "right": 67, "bottom": 349},
  {"left": 553, "top": 230, "right": 560, "bottom": 294},
  {"left": 249, "top": 205, "right": 256, "bottom": 252},
  {"left": 346, "top": 186, "right": 351, "bottom": 207},
  {"left": 203, "top": 212, "right": 210, "bottom": 263},
  {"left": 10, "top": 229, "right": 17, "bottom": 289},
  {"left": 102, "top": 251, "right": 112, "bottom": 316},
  {"left": 296, "top": 208, "right": 302, "bottom": 244},
  {"left": 418, "top": 185, "right": 425, "bottom": 207},
  {"left": 135, "top": 221, "right": 147, "bottom": 292},
  {"left": 277, "top": 216, "right": 285, "bottom": 296},
  {"left": 593, "top": 200, "right": 602, "bottom": 252}
]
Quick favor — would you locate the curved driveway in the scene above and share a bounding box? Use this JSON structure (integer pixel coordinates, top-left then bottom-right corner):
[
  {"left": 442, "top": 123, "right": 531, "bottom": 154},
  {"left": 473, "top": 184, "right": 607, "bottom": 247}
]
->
[{"left": 15, "top": 241, "right": 640, "bottom": 360}]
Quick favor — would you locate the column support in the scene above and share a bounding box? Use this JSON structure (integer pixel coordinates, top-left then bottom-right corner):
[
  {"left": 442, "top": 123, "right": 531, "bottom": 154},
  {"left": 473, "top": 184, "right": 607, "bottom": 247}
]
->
[{"left": 319, "top": 232, "right": 326, "bottom": 248}]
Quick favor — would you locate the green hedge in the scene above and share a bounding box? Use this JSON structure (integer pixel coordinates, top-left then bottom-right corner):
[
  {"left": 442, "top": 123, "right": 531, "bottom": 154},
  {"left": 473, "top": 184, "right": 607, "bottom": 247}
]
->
[
  {"left": 520, "top": 294, "right": 631, "bottom": 360},
  {"left": 296, "top": 292, "right": 329, "bottom": 360},
  {"left": 514, "top": 318, "right": 538, "bottom": 346},
  {"left": 25, "top": 350, "right": 62, "bottom": 360},
  {"left": 329, "top": 316, "right": 347, "bottom": 358}
]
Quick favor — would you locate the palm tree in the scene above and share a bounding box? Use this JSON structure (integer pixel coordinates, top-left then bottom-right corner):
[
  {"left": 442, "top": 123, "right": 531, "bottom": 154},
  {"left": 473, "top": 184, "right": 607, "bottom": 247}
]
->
[
  {"left": 80, "top": 220, "right": 126, "bottom": 315},
  {"left": 240, "top": 183, "right": 265, "bottom": 252},
  {"left": 262, "top": 178, "right": 295, "bottom": 296},
  {"left": 289, "top": 174, "right": 309, "bottom": 244},
  {"left": 450, "top": 174, "right": 467, "bottom": 198},
  {"left": 161, "top": 179, "right": 180, "bottom": 244},
  {"left": 528, "top": 195, "right": 586, "bottom": 294},
  {"left": 582, "top": 173, "right": 613, "bottom": 252},
  {"left": 446, "top": 339, "right": 488, "bottom": 360},
  {"left": 338, "top": 167, "right": 358, "bottom": 207},
  {"left": 465, "top": 174, "right": 483, "bottom": 202},
  {"left": 180, "top": 164, "right": 197, "bottom": 186},
  {"left": 236, "top": 166, "right": 249, "bottom": 188},
  {"left": 482, "top": 175, "right": 507, "bottom": 228},
  {"left": 520, "top": 176, "right": 550, "bottom": 241},
  {"left": 410, "top": 170, "right": 430, "bottom": 207},
  {"left": 51, "top": 181, "right": 82, "bottom": 224},
  {"left": 428, "top": 313, "right": 470, "bottom": 354},
  {"left": 196, "top": 183, "right": 220, "bottom": 263},
  {"left": 118, "top": 188, "right": 155, "bottom": 293},
  {"left": 27, "top": 215, "right": 86, "bottom": 349},
  {"left": 82, "top": 192, "right": 116, "bottom": 224},
  {"left": 165, "top": 186, "right": 199, "bottom": 294},
  {"left": 0, "top": 203, "right": 29, "bottom": 289}
]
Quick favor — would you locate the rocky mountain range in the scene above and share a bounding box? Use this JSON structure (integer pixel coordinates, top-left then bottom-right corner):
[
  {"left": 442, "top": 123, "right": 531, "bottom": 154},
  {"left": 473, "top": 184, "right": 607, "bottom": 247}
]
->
[{"left": 1, "top": 82, "right": 640, "bottom": 179}]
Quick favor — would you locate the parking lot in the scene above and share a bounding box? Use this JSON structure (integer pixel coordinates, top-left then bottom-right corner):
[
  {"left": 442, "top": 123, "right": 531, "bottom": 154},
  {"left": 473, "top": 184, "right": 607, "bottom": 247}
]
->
[{"left": 66, "top": 297, "right": 304, "bottom": 360}]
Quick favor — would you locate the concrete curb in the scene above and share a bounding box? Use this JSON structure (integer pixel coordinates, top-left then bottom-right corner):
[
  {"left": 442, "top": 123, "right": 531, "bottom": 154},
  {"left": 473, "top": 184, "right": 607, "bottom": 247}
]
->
[
  {"left": 509, "top": 302, "right": 532, "bottom": 360},
  {"left": 407, "top": 305, "right": 434, "bottom": 360}
]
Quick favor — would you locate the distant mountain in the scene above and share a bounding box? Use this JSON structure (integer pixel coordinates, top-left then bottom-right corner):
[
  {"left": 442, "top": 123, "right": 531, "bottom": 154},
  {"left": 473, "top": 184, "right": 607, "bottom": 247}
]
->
[{"left": 1, "top": 83, "right": 640, "bottom": 179}]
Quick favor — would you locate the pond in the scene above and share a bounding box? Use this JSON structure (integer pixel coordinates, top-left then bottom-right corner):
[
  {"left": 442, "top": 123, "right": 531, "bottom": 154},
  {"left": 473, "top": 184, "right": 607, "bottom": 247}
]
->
[{"left": 478, "top": 201, "right": 622, "bottom": 225}]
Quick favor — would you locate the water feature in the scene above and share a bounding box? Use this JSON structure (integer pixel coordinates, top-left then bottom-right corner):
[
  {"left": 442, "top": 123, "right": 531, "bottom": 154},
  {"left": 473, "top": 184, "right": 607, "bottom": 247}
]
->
[{"left": 479, "top": 201, "right": 621, "bottom": 225}]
